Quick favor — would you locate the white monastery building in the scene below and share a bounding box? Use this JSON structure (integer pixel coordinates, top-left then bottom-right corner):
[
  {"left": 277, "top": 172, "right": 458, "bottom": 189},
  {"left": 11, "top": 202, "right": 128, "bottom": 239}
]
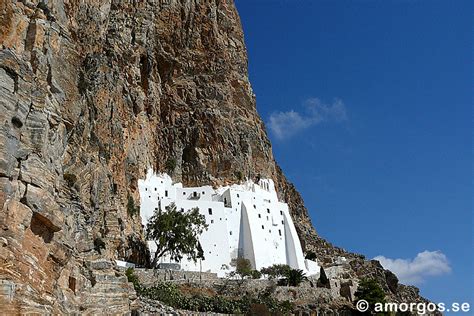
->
[{"left": 139, "top": 169, "right": 319, "bottom": 277}]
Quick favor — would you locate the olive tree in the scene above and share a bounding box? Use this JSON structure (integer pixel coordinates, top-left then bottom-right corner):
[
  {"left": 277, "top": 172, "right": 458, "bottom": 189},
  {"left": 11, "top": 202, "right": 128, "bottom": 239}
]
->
[{"left": 146, "top": 203, "right": 208, "bottom": 268}]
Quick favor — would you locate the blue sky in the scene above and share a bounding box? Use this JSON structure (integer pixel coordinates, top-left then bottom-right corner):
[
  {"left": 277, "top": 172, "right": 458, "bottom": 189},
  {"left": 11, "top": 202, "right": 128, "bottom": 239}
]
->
[{"left": 236, "top": 0, "right": 472, "bottom": 307}]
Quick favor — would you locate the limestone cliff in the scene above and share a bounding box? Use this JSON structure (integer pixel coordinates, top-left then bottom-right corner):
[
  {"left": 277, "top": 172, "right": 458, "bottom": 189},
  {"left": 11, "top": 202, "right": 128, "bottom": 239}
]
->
[{"left": 0, "top": 0, "right": 428, "bottom": 313}]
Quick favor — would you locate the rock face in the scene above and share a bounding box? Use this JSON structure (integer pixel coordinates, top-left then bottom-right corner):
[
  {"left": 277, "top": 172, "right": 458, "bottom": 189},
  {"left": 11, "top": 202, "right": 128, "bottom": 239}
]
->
[{"left": 0, "top": 0, "right": 428, "bottom": 313}]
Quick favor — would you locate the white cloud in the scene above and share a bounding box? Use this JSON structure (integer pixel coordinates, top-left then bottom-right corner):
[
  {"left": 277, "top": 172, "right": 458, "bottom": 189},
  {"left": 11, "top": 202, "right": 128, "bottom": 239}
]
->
[
  {"left": 268, "top": 98, "right": 347, "bottom": 140},
  {"left": 374, "top": 250, "right": 451, "bottom": 285}
]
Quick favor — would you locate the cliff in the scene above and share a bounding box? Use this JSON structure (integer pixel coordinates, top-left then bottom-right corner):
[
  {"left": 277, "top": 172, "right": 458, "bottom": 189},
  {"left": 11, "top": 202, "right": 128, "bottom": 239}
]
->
[{"left": 0, "top": 0, "right": 428, "bottom": 313}]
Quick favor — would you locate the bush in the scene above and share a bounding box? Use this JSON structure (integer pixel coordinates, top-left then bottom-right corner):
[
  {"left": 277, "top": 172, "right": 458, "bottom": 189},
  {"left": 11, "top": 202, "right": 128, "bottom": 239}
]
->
[
  {"left": 286, "top": 269, "right": 307, "bottom": 286},
  {"left": 125, "top": 268, "right": 141, "bottom": 291},
  {"left": 354, "top": 278, "right": 386, "bottom": 313},
  {"left": 139, "top": 281, "right": 293, "bottom": 314},
  {"left": 165, "top": 158, "right": 177, "bottom": 174},
  {"left": 140, "top": 282, "right": 246, "bottom": 313},
  {"left": 127, "top": 194, "right": 139, "bottom": 217},
  {"left": 234, "top": 170, "right": 243, "bottom": 181},
  {"left": 250, "top": 270, "right": 262, "bottom": 279},
  {"left": 261, "top": 265, "right": 306, "bottom": 287},
  {"left": 260, "top": 264, "right": 291, "bottom": 279},
  {"left": 235, "top": 257, "right": 252, "bottom": 278}
]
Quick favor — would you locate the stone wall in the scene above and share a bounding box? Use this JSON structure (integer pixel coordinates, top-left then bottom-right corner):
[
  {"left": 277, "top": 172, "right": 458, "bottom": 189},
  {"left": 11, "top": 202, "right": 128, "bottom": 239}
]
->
[{"left": 132, "top": 268, "right": 218, "bottom": 287}]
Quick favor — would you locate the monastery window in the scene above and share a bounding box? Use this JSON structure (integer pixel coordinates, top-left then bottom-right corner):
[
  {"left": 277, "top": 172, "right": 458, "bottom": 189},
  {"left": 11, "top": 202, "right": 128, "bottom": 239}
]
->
[
  {"left": 202, "top": 191, "right": 205, "bottom": 195},
  {"left": 282, "top": 220, "right": 284, "bottom": 224},
  {"left": 280, "top": 211, "right": 283, "bottom": 215},
  {"left": 253, "top": 205, "right": 256, "bottom": 209},
  {"left": 160, "top": 181, "right": 163, "bottom": 184},
  {"left": 145, "top": 188, "right": 148, "bottom": 191},
  {"left": 229, "top": 231, "right": 232, "bottom": 235},
  {"left": 180, "top": 208, "right": 184, "bottom": 212},
  {"left": 165, "top": 190, "right": 168, "bottom": 197},
  {"left": 154, "top": 207, "right": 158, "bottom": 211},
  {"left": 258, "top": 214, "right": 261, "bottom": 218},
  {"left": 183, "top": 192, "right": 186, "bottom": 195},
  {"left": 267, "top": 209, "right": 270, "bottom": 213},
  {"left": 219, "top": 218, "right": 222, "bottom": 221},
  {"left": 269, "top": 230, "right": 271, "bottom": 233},
  {"left": 211, "top": 220, "right": 214, "bottom": 224},
  {"left": 193, "top": 192, "right": 197, "bottom": 197},
  {"left": 266, "top": 216, "right": 269, "bottom": 220},
  {"left": 237, "top": 194, "right": 239, "bottom": 198},
  {"left": 149, "top": 195, "right": 151, "bottom": 198},
  {"left": 278, "top": 230, "right": 282, "bottom": 236},
  {"left": 208, "top": 208, "right": 212, "bottom": 215},
  {"left": 155, "top": 188, "right": 157, "bottom": 191},
  {"left": 261, "top": 225, "right": 264, "bottom": 229}
]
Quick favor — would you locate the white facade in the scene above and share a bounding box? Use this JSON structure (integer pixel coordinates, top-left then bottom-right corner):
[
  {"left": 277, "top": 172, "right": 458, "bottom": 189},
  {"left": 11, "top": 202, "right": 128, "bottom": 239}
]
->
[{"left": 138, "top": 169, "right": 319, "bottom": 277}]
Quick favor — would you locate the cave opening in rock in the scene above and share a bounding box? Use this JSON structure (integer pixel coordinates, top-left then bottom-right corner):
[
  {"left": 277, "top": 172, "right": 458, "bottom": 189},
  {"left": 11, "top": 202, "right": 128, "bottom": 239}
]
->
[{"left": 30, "top": 213, "right": 54, "bottom": 243}]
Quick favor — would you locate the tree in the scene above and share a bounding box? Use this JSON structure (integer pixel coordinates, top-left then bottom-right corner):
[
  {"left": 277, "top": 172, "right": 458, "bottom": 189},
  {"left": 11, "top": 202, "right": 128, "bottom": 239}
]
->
[
  {"left": 317, "top": 266, "right": 330, "bottom": 289},
  {"left": 235, "top": 257, "right": 252, "bottom": 279},
  {"left": 146, "top": 203, "right": 208, "bottom": 268},
  {"left": 286, "top": 269, "right": 307, "bottom": 286},
  {"left": 275, "top": 269, "right": 307, "bottom": 287},
  {"left": 354, "top": 278, "right": 386, "bottom": 313},
  {"left": 260, "top": 264, "right": 291, "bottom": 279}
]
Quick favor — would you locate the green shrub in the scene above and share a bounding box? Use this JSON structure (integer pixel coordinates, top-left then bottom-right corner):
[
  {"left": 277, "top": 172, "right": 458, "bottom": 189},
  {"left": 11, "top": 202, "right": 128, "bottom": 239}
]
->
[
  {"left": 261, "top": 265, "right": 306, "bottom": 287},
  {"left": 354, "top": 278, "right": 386, "bottom": 313},
  {"left": 127, "top": 194, "right": 139, "bottom": 217},
  {"left": 234, "top": 170, "right": 243, "bottom": 181},
  {"left": 235, "top": 257, "right": 252, "bottom": 279},
  {"left": 139, "top": 281, "right": 293, "bottom": 314},
  {"left": 260, "top": 264, "right": 291, "bottom": 279},
  {"left": 165, "top": 158, "right": 177, "bottom": 174},
  {"left": 286, "top": 269, "right": 307, "bottom": 286},
  {"left": 250, "top": 269, "right": 262, "bottom": 279},
  {"left": 125, "top": 268, "right": 141, "bottom": 292}
]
